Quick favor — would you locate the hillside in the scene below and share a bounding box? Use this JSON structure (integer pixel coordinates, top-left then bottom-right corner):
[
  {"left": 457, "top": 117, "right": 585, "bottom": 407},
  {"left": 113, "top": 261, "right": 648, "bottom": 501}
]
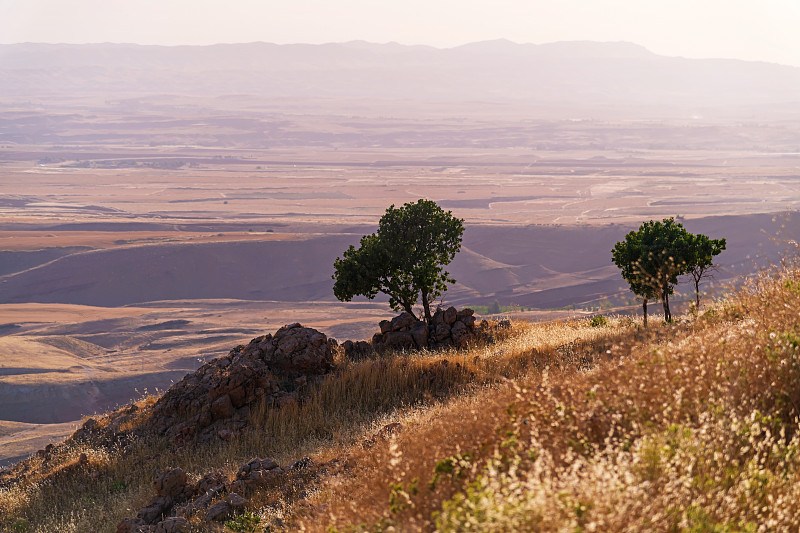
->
[
  {"left": 2, "top": 259, "right": 800, "bottom": 531},
  {"left": 0, "top": 215, "right": 783, "bottom": 309}
]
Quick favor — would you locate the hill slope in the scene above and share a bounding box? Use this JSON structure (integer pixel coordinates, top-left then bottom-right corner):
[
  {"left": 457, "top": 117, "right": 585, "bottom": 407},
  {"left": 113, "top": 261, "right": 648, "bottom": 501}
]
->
[
  {"left": 2, "top": 261, "right": 800, "bottom": 531},
  {"left": 0, "top": 215, "right": 784, "bottom": 309}
]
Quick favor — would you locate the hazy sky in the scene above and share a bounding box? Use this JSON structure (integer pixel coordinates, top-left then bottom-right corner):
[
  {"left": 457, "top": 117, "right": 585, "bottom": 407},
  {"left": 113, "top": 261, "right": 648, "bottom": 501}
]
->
[{"left": 2, "top": 0, "right": 800, "bottom": 66}]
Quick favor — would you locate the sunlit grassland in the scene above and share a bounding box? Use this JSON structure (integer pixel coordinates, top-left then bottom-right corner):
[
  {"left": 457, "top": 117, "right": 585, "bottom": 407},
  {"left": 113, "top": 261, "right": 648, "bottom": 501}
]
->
[{"left": 316, "top": 261, "right": 800, "bottom": 532}]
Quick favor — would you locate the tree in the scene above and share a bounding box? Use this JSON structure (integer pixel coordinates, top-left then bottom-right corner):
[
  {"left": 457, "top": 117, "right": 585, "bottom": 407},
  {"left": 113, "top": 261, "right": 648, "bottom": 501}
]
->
[
  {"left": 611, "top": 227, "right": 659, "bottom": 328},
  {"left": 612, "top": 218, "right": 693, "bottom": 324},
  {"left": 332, "top": 199, "right": 464, "bottom": 322},
  {"left": 685, "top": 232, "right": 726, "bottom": 309}
]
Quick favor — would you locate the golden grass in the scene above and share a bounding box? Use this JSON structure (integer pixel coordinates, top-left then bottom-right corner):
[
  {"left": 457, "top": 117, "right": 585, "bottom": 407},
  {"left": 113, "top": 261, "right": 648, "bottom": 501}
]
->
[
  {"left": 9, "top": 267, "right": 798, "bottom": 533},
  {"left": 0, "top": 316, "right": 630, "bottom": 532},
  {"left": 312, "top": 261, "right": 800, "bottom": 532}
]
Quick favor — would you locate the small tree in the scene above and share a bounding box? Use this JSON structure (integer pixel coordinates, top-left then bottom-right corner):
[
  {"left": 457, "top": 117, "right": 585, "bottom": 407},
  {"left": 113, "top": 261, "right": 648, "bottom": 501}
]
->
[
  {"left": 612, "top": 218, "right": 693, "bottom": 323},
  {"left": 685, "top": 232, "right": 726, "bottom": 309},
  {"left": 332, "top": 199, "right": 464, "bottom": 322},
  {"left": 611, "top": 227, "right": 659, "bottom": 327}
]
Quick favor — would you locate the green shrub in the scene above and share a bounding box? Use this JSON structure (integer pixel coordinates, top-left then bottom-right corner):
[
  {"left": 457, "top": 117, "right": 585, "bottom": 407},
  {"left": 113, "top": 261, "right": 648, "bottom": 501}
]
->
[
  {"left": 225, "top": 511, "right": 261, "bottom": 532},
  {"left": 590, "top": 315, "right": 608, "bottom": 327}
]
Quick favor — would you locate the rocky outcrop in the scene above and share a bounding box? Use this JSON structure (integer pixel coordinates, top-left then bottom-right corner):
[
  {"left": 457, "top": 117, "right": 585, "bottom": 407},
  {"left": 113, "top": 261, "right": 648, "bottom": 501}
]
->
[
  {"left": 146, "top": 323, "right": 337, "bottom": 444},
  {"left": 117, "top": 455, "right": 317, "bottom": 532},
  {"left": 344, "top": 307, "right": 481, "bottom": 359}
]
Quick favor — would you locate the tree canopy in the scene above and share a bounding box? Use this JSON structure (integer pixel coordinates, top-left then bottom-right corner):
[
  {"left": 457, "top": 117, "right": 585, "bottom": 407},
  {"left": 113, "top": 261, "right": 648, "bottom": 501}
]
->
[
  {"left": 685, "top": 232, "right": 726, "bottom": 309},
  {"left": 332, "top": 199, "right": 464, "bottom": 322},
  {"left": 612, "top": 217, "right": 724, "bottom": 323}
]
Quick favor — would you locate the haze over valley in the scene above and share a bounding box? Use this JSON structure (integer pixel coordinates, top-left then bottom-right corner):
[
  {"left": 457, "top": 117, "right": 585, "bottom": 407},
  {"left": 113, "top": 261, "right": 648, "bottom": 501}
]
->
[{"left": 1, "top": 40, "right": 800, "bottom": 466}]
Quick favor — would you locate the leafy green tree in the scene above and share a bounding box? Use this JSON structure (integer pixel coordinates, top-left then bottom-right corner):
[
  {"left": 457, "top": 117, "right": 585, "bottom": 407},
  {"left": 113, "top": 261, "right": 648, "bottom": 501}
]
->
[
  {"left": 612, "top": 218, "right": 693, "bottom": 323},
  {"left": 332, "top": 199, "right": 464, "bottom": 322},
  {"left": 685, "top": 232, "right": 726, "bottom": 309},
  {"left": 611, "top": 227, "right": 659, "bottom": 327}
]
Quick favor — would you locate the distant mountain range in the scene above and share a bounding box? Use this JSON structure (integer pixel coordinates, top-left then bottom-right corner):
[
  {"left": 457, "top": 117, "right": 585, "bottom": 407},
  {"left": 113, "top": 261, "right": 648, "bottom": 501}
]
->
[{"left": 1, "top": 40, "right": 800, "bottom": 107}]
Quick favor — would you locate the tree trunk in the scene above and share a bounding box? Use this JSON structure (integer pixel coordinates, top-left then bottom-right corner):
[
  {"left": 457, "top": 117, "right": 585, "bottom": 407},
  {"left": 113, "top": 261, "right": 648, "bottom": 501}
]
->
[
  {"left": 421, "top": 291, "right": 432, "bottom": 323},
  {"left": 642, "top": 298, "right": 648, "bottom": 328},
  {"left": 401, "top": 300, "right": 417, "bottom": 320},
  {"left": 662, "top": 292, "right": 671, "bottom": 322},
  {"left": 694, "top": 277, "right": 701, "bottom": 310}
]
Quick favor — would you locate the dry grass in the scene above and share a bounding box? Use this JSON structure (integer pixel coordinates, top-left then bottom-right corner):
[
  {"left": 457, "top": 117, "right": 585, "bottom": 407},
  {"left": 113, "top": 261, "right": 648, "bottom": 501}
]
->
[
  {"left": 9, "top": 263, "right": 797, "bottom": 532},
  {"left": 312, "top": 261, "right": 800, "bottom": 532},
  {"left": 0, "top": 316, "right": 631, "bottom": 532}
]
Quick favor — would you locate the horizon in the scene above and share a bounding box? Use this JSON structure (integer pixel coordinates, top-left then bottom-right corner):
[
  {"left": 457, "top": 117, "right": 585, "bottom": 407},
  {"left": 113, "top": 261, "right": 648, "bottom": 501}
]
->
[
  {"left": 2, "top": 0, "right": 800, "bottom": 68},
  {"left": 3, "top": 38, "right": 796, "bottom": 72}
]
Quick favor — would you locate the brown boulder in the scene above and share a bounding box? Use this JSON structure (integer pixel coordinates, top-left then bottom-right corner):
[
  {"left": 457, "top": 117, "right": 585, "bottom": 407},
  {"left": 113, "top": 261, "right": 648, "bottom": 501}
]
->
[
  {"left": 456, "top": 308, "right": 475, "bottom": 319},
  {"left": 137, "top": 495, "right": 172, "bottom": 524},
  {"left": 154, "top": 517, "right": 190, "bottom": 533},
  {"left": 462, "top": 315, "right": 477, "bottom": 330},
  {"left": 433, "top": 323, "right": 451, "bottom": 342},
  {"left": 267, "top": 323, "right": 335, "bottom": 376},
  {"left": 343, "top": 340, "right": 374, "bottom": 361},
  {"left": 410, "top": 322, "right": 429, "bottom": 348},
  {"left": 205, "top": 501, "right": 231, "bottom": 522},
  {"left": 228, "top": 492, "right": 248, "bottom": 509},
  {"left": 383, "top": 330, "right": 416, "bottom": 350},
  {"left": 443, "top": 306, "right": 458, "bottom": 325},
  {"left": 210, "top": 394, "right": 234, "bottom": 421},
  {"left": 451, "top": 320, "right": 472, "bottom": 347},
  {"left": 390, "top": 312, "right": 416, "bottom": 331},
  {"left": 155, "top": 468, "right": 188, "bottom": 498}
]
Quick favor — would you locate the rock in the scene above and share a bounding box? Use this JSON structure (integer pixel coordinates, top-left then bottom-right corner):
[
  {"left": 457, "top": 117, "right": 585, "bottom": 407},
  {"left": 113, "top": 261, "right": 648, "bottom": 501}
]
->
[
  {"left": 180, "top": 485, "right": 223, "bottom": 516},
  {"left": 343, "top": 340, "right": 374, "bottom": 361},
  {"left": 205, "top": 500, "right": 231, "bottom": 522},
  {"left": 286, "top": 457, "right": 311, "bottom": 470},
  {"left": 456, "top": 308, "right": 475, "bottom": 319},
  {"left": 383, "top": 330, "right": 415, "bottom": 350},
  {"left": 390, "top": 312, "right": 416, "bottom": 331},
  {"left": 228, "top": 492, "right": 248, "bottom": 509},
  {"left": 228, "top": 385, "right": 246, "bottom": 408},
  {"left": 211, "top": 394, "right": 234, "bottom": 421},
  {"left": 462, "top": 315, "right": 477, "bottom": 330},
  {"left": 155, "top": 468, "right": 187, "bottom": 498},
  {"left": 195, "top": 470, "right": 228, "bottom": 494},
  {"left": 154, "top": 517, "right": 190, "bottom": 533},
  {"left": 148, "top": 324, "right": 336, "bottom": 444},
  {"left": 451, "top": 320, "right": 472, "bottom": 347},
  {"left": 410, "top": 322, "right": 429, "bottom": 348},
  {"left": 433, "top": 323, "right": 451, "bottom": 342},
  {"left": 370, "top": 308, "right": 487, "bottom": 353},
  {"left": 237, "top": 457, "right": 279, "bottom": 479},
  {"left": 137, "top": 495, "right": 172, "bottom": 524},
  {"left": 228, "top": 479, "right": 248, "bottom": 497},
  {"left": 268, "top": 323, "right": 335, "bottom": 376},
  {"left": 116, "top": 518, "right": 146, "bottom": 533}
]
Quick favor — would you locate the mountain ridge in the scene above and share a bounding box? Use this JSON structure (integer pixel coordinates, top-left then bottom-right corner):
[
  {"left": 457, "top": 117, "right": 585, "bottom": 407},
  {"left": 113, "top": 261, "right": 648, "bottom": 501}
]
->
[{"left": 2, "top": 40, "right": 799, "bottom": 106}]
